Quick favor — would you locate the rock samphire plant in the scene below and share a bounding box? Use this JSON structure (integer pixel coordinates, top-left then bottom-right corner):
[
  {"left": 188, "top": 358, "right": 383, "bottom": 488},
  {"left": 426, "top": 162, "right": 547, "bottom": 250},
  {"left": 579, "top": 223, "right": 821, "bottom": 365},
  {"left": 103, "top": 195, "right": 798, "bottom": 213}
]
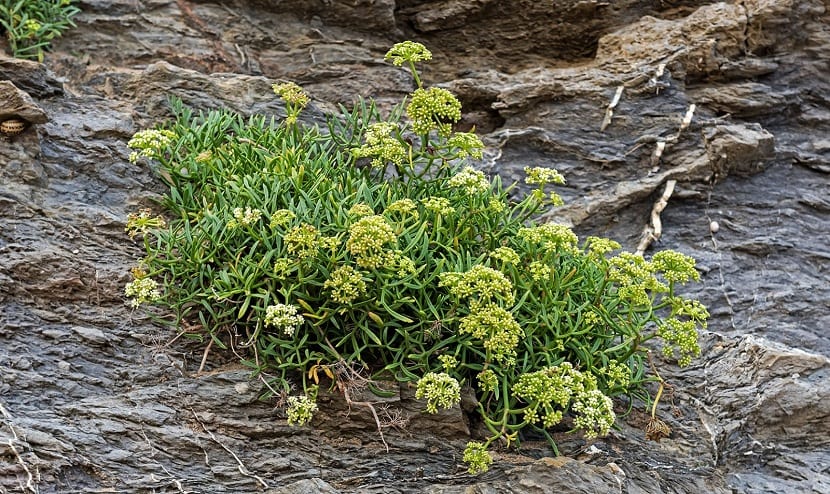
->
[
  {"left": 125, "top": 41, "right": 708, "bottom": 474},
  {"left": 0, "top": 0, "right": 79, "bottom": 61}
]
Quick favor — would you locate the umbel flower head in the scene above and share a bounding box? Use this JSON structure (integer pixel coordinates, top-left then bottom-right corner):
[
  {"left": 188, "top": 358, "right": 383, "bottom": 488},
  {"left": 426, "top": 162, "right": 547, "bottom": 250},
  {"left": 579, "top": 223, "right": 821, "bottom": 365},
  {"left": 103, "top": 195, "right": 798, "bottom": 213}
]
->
[
  {"left": 125, "top": 267, "right": 161, "bottom": 308},
  {"left": 351, "top": 122, "right": 407, "bottom": 168},
  {"left": 264, "top": 303, "right": 305, "bottom": 337},
  {"left": 346, "top": 215, "right": 397, "bottom": 269},
  {"left": 384, "top": 41, "right": 432, "bottom": 66},
  {"left": 463, "top": 441, "right": 493, "bottom": 474},
  {"left": 407, "top": 87, "right": 462, "bottom": 137},
  {"left": 415, "top": 372, "right": 461, "bottom": 414},
  {"left": 127, "top": 129, "right": 176, "bottom": 163},
  {"left": 286, "top": 393, "right": 318, "bottom": 426},
  {"left": 448, "top": 166, "right": 490, "bottom": 195}
]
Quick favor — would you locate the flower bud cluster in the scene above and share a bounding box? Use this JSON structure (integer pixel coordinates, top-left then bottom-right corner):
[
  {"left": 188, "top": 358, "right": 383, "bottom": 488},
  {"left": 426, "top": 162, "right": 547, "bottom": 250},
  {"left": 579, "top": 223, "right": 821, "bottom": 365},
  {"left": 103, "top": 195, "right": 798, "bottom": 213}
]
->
[
  {"left": 264, "top": 303, "right": 304, "bottom": 337},
  {"left": 446, "top": 132, "right": 485, "bottom": 159},
  {"left": 528, "top": 261, "right": 552, "bottom": 282},
  {"left": 603, "top": 359, "right": 631, "bottom": 389},
  {"left": 273, "top": 82, "right": 309, "bottom": 125},
  {"left": 584, "top": 236, "right": 621, "bottom": 257},
  {"left": 518, "top": 223, "right": 578, "bottom": 254},
  {"left": 571, "top": 389, "right": 616, "bottom": 439},
  {"left": 525, "top": 166, "right": 566, "bottom": 186},
  {"left": 476, "top": 369, "right": 498, "bottom": 392},
  {"left": 463, "top": 441, "right": 493, "bottom": 474},
  {"left": 127, "top": 129, "right": 176, "bottom": 163},
  {"left": 286, "top": 394, "right": 318, "bottom": 426},
  {"left": 448, "top": 166, "right": 490, "bottom": 194},
  {"left": 658, "top": 317, "right": 701, "bottom": 366},
  {"left": 346, "top": 215, "right": 397, "bottom": 269},
  {"left": 269, "top": 209, "right": 296, "bottom": 228},
  {"left": 407, "top": 87, "right": 462, "bottom": 137},
  {"left": 384, "top": 41, "right": 432, "bottom": 66},
  {"left": 652, "top": 250, "right": 701, "bottom": 284},
  {"left": 438, "top": 354, "right": 458, "bottom": 371},
  {"left": 227, "top": 207, "right": 262, "bottom": 228},
  {"left": 421, "top": 196, "right": 455, "bottom": 216},
  {"left": 125, "top": 209, "right": 166, "bottom": 239},
  {"left": 272, "top": 257, "right": 294, "bottom": 280},
  {"left": 351, "top": 122, "right": 407, "bottom": 168},
  {"left": 348, "top": 203, "right": 375, "bottom": 218},
  {"left": 125, "top": 275, "right": 161, "bottom": 308},
  {"left": 439, "top": 265, "right": 514, "bottom": 305},
  {"left": 284, "top": 223, "right": 335, "bottom": 260},
  {"left": 512, "top": 362, "right": 615, "bottom": 435},
  {"left": 459, "top": 302, "right": 523, "bottom": 363},
  {"left": 324, "top": 265, "right": 367, "bottom": 305},
  {"left": 385, "top": 199, "right": 419, "bottom": 220},
  {"left": 415, "top": 372, "right": 461, "bottom": 414},
  {"left": 489, "top": 246, "right": 520, "bottom": 265},
  {"left": 608, "top": 252, "right": 667, "bottom": 306}
]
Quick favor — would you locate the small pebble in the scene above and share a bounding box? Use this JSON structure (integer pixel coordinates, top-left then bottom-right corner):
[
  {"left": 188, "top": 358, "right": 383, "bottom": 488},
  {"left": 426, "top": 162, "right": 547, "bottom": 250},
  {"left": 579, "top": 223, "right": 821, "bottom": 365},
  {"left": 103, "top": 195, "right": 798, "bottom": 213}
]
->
[{"left": 709, "top": 220, "right": 720, "bottom": 233}]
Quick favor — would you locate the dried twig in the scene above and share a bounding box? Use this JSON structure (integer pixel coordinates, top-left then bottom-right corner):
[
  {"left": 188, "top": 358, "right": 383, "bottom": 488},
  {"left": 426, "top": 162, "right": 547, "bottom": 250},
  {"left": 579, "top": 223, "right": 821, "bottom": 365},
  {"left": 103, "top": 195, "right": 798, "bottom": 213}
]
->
[
  {"left": 600, "top": 85, "right": 625, "bottom": 131},
  {"left": 636, "top": 180, "right": 677, "bottom": 255},
  {"left": 0, "top": 403, "right": 39, "bottom": 493},
  {"left": 189, "top": 407, "right": 269, "bottom": 489}
]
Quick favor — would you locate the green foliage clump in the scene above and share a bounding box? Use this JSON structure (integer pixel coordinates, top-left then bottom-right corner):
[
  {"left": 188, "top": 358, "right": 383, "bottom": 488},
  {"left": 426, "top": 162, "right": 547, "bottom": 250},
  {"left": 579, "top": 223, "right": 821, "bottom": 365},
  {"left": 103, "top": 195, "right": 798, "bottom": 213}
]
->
[
  {"left": 0, "top": 0, "right": 79, "bottom": 61},
  {"left": 124, "top": 42, "right": 709, "bottom": 474}
]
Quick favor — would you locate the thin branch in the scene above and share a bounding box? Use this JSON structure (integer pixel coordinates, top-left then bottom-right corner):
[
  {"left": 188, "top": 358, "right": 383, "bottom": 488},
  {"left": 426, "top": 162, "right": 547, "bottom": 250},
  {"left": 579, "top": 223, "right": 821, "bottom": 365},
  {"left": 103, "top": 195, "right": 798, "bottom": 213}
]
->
[
  {"left": 636, "top": 180, "right": 677, "bottom": 255},
  {"left": 189, "top": 407, "right": 269, "bottom": 488},
  {"left": 0, "top": 403, "right": 39, "bottom": 494}
]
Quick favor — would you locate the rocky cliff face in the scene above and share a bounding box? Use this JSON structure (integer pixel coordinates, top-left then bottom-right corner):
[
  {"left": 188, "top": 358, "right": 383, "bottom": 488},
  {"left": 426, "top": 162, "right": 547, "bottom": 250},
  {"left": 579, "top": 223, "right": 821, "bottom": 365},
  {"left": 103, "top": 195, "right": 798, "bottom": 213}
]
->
[{"left": 1, "top": 1, "right": 828, "bottom": 493}]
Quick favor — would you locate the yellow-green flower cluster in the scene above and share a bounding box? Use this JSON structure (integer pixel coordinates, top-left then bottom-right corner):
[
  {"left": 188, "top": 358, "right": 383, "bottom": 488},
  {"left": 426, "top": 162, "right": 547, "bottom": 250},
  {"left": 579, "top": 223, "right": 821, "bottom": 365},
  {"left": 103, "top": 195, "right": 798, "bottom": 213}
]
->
[
  {"left": 490, "top": 246, "right": 520, "bottom": 265},
  {"left": 439, "top": 265, "right": 514, "bottom": 305},
  {"left": 351, "top": 122, "right": 407, "bottom": 168},
  {"left": 488, "top": 198, "right": 506, "bottom": 213},
  {"left": 438, "top": 354, "right": 458, "bottom": 371},
  {"left": 657, "top": 317, "right": 701, "bottom": 366},
  {"left": 603, "top": 359, "right": 631, "bottom": 389},
  {"left": 608, "top": 252, "right": 667, "bottom": 306},
  {"left": 269, "top": 209, "right": 296, "bottom": 228},
  {"left": 525, "top": 167, "right": 566, "bottom": 186},
  {"left": 324, "top": 265, "right": 367, "bottom": 304},
  {"left": 477, "top": 369, "right": 498, "bottom": 392},
  {"left": 459, "top": 303, "right": 523, "bottom": 364},
  {"left": 125, "top": 209, "right": 166, "bottom": 239},
  {"left": 264, "top": 303, "right": 305, "bottom": 337},
  {"left": 446, "top": 132, "right": 485, "bottom": 159},
  {"left": 346, "top": 215, "right": 397, "bottom": 269},
  {"left": 513, "top": 362, "right": 611, "bottom": 433},
  {"left": 227, "top": 207, "right": 262, "bottom": 228},
  {"left": 389, "top": 251, "right": 417, "bottom": 278},
  {"left": 415, "top": 372, "right": 461, "bottom": 414},
  {"left": 385, "top": 199, "right": 419, "bottom": 221},
  {"left": 407, "top": 87, "right": 462, "bottom": 137},
  {"left": 125, "top": 276, "right": 161, "bottom": 308},
  {"left": 584, "top": 236, "right": 621, "bottom": 257},
  {"left": 652, "top": 250, "right": 701, "bottom": 284},
  {"left": 273, "top": 82, "right": 310, "bottom": 125},
  {"left": 286, "top": 394, "right": 318, "bottom": 426},
  {"left": 24, "top": 19, "right": 42, "bottom": 37},
  {"left": 448, "top": 166, "right": 489, "bottom": 194},
  {"left": 384, "top": 41, "right": 432, "bottom": 66},
  {"left": 421, "top": 196, "right": 455, "bottom": 216},
  {"left": 273, "top": 257, "right": 294, "bottom": 280},
  {"left": 518, "top": 223, "right": 578, "bottom": 254},
  {"left": 284, "top": 223, "right": 336, "bottom": 260},
  {"left": 463, "top": 441, "right": 493, "bottom": 475},
  {"left": 127, "top": 129, "right": 176, "bottom": 163},
  {"left": 669, "top": 296, "right": 709, "bottom": 326},
  {"left": 572, "top": 389, "right": 616, "bottom": 439},
  {"left": 528, "top": 261, "right": 552, "bottom": 282},
  {"left": 348, "top": 203, "right": 375, "bottom": 218}
]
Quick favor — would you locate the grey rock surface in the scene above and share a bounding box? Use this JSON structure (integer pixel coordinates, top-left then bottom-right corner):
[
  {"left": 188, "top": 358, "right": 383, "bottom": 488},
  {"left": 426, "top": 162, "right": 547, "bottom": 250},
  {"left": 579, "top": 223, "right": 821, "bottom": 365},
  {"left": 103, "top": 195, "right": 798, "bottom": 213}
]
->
[{"left": 1, "top": 0, "right": 828, "bottom": 492}]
